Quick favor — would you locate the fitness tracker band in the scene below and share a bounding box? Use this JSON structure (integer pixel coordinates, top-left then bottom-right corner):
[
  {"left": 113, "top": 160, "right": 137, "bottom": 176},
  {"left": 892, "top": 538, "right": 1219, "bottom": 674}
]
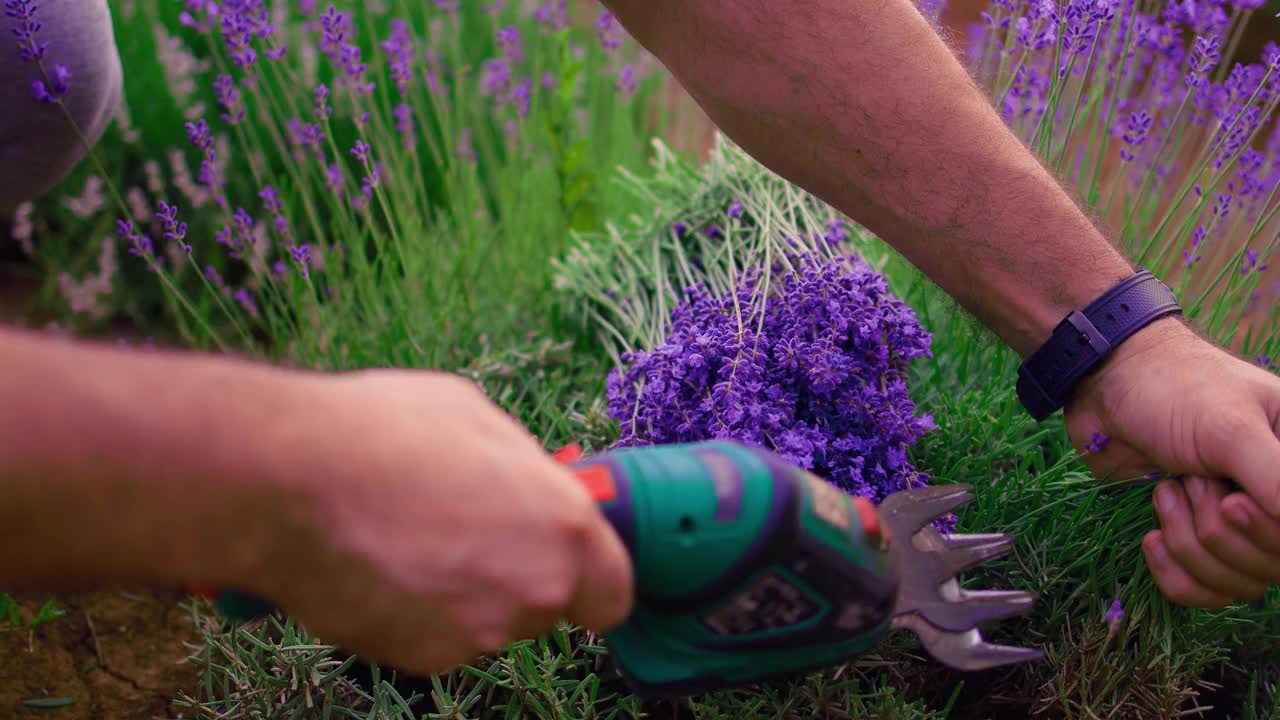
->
[{"left": 1016, "top": 269, "right": 1183, "bottom": 421}]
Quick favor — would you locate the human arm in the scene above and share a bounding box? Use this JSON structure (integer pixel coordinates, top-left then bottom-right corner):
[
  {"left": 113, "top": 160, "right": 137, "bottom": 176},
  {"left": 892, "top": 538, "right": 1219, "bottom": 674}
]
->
[
  {"left": 0, "top": 326, "right": 632, "bottom": 671},
  {"left": 601, "top": 0, "right": 1134, "bottom": 356},
  {"left": 600, "top": 0, "right": 1280, "bottom": 604}
]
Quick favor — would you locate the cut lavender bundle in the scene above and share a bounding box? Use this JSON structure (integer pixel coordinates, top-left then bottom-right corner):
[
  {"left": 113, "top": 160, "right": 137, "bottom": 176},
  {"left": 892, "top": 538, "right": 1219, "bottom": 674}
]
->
[{"left": 556, "top": 137, "right": 947, "bottom": 520}]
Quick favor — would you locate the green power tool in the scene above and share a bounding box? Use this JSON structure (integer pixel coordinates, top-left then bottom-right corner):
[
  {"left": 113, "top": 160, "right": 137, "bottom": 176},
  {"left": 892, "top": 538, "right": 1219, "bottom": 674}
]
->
[{"left": 210, "top": 440, "right": 1043, "bottom": 699}]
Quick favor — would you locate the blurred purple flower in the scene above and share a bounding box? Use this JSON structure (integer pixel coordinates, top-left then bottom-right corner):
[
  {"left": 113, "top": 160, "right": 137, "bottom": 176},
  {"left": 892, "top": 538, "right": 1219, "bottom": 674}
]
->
[
  {"left": 596, "top": 10, "right": 623, "bottom": 51},
  {"left": 214, "top": 74, "right": 246, "bottom": 124},
  {"left": 496, "top": 25, "right": 523, "bottom": 65},
  {"left": 533, "top": 0, "right": 568, "bottom": 31},
  {"left": 381, "top": 19, "right": 415, "bottom": 95},
  {"left": 1104, "top": 599, "right": 1124, "bottom": 637},
  {"left": 1240, "top": 248, "right": 1269, "bottom": 274},
  {"left": 394, "top": 102, "right": 415, "bottom": 148},
  {"left": 616, "top": 64, "right": 637, "bottom": 96}
]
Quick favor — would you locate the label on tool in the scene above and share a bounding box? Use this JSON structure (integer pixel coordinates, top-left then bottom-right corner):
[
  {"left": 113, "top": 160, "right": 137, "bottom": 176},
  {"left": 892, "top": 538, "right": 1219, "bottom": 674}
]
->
[
  {"left": 803, "top": 472, "right": 852, "bottom": 532},
  {"left": 700, "top": 570, "right": 823, "bottom": 637}
]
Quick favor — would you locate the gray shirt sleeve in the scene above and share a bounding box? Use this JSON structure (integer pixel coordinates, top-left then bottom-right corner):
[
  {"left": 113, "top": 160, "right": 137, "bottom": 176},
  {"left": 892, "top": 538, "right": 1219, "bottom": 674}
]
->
[{"left": 0, "top": 0, "right": 123, "bottom": 215}]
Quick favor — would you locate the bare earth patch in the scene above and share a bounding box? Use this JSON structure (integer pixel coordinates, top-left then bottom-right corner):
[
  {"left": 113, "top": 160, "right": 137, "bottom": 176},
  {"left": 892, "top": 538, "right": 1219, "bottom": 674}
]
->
[{"left": 0, "top": 590, "right": 201, "bottom": 720}]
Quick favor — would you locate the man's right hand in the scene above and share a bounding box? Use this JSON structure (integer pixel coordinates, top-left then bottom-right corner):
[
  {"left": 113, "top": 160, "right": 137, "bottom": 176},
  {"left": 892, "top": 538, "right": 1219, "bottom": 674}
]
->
[{"left": 239, "top": 370, "right": 635, "bottom": 675}]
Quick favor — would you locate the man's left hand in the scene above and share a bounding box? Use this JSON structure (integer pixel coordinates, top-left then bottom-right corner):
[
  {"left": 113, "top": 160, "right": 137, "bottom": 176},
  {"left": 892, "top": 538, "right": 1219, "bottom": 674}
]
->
[{"left": 1064, "top": 316, "right": 1280, "bottom": 608}]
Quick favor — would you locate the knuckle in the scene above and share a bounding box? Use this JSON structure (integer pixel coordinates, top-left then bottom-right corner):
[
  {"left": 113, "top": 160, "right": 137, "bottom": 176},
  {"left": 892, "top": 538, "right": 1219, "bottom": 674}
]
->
[
  {"left": 1204, "top": 410, "right": 1255, "bottom": 450},
  {"left": 518, "top": 573, "right": 575, "bottom": 614},
  {"left": 1194, "top": 517, "right": 1230, "bottom": 551},
  {"left": 1162, "top": 530, "right": 1198, "bottom": 560}
]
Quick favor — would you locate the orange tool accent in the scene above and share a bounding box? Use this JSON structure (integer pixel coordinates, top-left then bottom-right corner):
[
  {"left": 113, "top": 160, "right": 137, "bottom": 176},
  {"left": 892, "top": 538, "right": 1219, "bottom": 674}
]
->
[
  {"left": 552, "top": 442, "right": 584, "bottom": 463},
  {"left": 574, "top": 464, "right": 617, "bottom": 502},
  {"left": 853, "top": 497, "right": 890, "bottom": 544}
]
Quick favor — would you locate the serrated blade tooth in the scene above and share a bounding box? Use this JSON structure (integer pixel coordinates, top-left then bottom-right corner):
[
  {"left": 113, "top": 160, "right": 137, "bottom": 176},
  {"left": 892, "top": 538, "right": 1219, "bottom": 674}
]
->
[
  {"left": 939, "top": 535, "right": 1016, "bottom": 577},
  {"left": 891, "top": 614, "right": 1044, "bottom": 671},
  {"left": 917, "top": 589, "right": 1039, "bottom": 633},
  {"left": 880, "top": 484, "right": 974, "bottom": 534},
  {"left": 942, "top": 532, "right": 1014, "bottom": 549}
]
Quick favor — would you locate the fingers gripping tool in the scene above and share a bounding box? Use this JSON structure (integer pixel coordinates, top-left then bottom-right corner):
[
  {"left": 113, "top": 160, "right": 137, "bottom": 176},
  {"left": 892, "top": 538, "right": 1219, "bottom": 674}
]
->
[{"left": 207, "top": 440, "right": 1043, "bottom": 698}]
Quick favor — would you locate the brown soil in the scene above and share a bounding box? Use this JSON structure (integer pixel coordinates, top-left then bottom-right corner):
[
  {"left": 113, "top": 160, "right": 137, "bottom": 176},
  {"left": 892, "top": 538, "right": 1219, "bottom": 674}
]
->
[{"left": 0, "top": 590, "right": 202, "bottom": 720}]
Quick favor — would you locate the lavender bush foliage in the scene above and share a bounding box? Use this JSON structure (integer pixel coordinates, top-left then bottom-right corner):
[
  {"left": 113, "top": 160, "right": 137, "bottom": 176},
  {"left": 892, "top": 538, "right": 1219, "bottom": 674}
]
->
[
  {"left": 557, "top": 138, "right": 945, "bottom": 510},
  {"left": 8, "top": 0, "right": 666, "bottom": 352},
  {"left": 965, "top": 0, "right": 1280, "bottom": 359}
]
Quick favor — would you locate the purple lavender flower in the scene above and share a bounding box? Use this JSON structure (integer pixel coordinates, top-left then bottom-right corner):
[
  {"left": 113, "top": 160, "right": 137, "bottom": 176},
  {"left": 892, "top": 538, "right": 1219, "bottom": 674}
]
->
[
  {"left": 313, "top": 84, "right": 332, "bottom": 118},
  {"left": 381, "top": 19, "right": 414, "bottom": 95},
  {"left": 727, "top": 198, "right": 744, "bottom": 217},
  {"left": 351, "top": 139, "right": 371, "bottom": 164},
  {"left": 259, "top": 185, "right": 283, "bottom": 215},
  {"left": 289, "top": 243, "right": 312, "bottom": 277},
  {"left": 1240, "top": 248, "right": 1270, "bottom": 274},
  {"left": 30, "top": 62, "right": 69, "bottom": 103},
  {"left": 1257, "top": 355, "right": 1278, "bottom": 370},
  {"left": 1104, "top": 599, "right": 1125, "bottom": 637},
  {"left": 214, "top": 74, "right": 246, "bottom": 124},
  {"left": 606, "top": 250, "right": 937, "bottom": 509},
  {"left": 393, "top": 102, "right": 415, "bottom": 148},
  {"left": 234, "top": 287, "right": 257, "bottom": 314},
  {"left": 156, "top": 200, "right": 190, "bottom": 253},
  {"left": 595, "top": 10, "right": 622, "bottom": 51},
  {"left": 185, "top": 118, "right": 214, "bottom": 152},
  {"left": 1084, "top": 431, "right": 1110, "bottom": 453},
  {"left": 1264, "top": 42, "right": 1279, "bottom": 71},
  {"left": 616, "top": 64, "right": 637, "bottom": 96},
  {"left": 1185, "top": 34, "right": 1221, "bottom": 88},
  {"left": 318, "top": 5, "right": 348, "bottom": 59},
  {"left": 286, "top": 118, "right": 325, "bottom": 151},
  {"left": 215, "top": 207, "right": 257, "bottom": 260},
  {"left": 510, "top": 78, "right": 533, "bottom": 118},
  {"left": 481, "top": 57, "right": 511, "bottom": 99},
  {"left": 1120, "top": 110, "right": 1152, "bottom": 161},
  {"left": 219, "top": 0, "right": 267, "bottom": 69},
  {"left": 533, "top": 0, "right": 568, "bottom": 31},
  {"left": 4, "top": 0, "right": 47, "bottom": 61},
  {"left": 496, "top": 25, "right": 523, "bottom": 65},
  {"left": 117, "top": 220, "right": 153, "bottom": 258}
]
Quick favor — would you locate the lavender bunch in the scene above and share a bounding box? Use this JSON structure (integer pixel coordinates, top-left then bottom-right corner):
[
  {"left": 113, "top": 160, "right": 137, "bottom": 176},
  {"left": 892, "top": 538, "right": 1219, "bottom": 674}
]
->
[
  {"left": 965, "top": 0, "right": 1280, "bottom": 362},
  {"left": 606, "top": 251, "right": 937, "bottom": 505},
  {"left": 558, "top": 137, "right": 947, "bottom": 514}
]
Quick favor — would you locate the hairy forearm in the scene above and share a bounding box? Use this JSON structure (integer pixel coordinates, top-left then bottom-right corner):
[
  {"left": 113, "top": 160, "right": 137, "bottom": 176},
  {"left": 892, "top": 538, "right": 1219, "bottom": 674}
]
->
[
  {"left": 605, "top": 0, "right": 1137, "bottom": 354},
  {"left": 0, "top": 327, "right": 305, "bottom": 591}
]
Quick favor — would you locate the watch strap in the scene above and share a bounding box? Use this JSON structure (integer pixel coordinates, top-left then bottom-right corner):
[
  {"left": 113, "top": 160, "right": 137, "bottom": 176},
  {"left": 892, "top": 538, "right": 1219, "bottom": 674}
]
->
[{"left": 1016, "top": 269, "right": 1182, "bottom": 421}]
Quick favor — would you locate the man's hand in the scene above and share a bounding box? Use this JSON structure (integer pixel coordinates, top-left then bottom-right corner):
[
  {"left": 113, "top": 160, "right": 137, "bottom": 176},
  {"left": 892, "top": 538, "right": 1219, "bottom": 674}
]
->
[
  {"left": 250, "top": 370, "right": 634, "bottom": 675},
  {"left": 1066, "top": 317, "right": 1280, "bottom": 607},
  {"left": 0, "top": 328, "right": 633, "bottom": 676}
]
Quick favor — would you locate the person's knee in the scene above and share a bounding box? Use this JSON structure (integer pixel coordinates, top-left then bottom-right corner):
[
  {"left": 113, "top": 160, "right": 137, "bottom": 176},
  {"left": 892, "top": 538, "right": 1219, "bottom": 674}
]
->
[{"left": 0, "top": 0, "right": 123, "bottom": 214}]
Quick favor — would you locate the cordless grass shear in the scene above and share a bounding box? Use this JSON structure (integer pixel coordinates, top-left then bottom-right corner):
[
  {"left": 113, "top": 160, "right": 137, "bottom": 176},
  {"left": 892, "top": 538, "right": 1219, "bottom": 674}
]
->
[{"left": 208, "top": 439, "right": 1043, "bottom": 699}]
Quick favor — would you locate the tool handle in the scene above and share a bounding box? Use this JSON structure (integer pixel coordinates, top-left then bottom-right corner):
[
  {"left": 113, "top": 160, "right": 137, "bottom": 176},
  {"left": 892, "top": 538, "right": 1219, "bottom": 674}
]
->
[{"left": 200, "top": 444, "right": 622, "bottom": 622}]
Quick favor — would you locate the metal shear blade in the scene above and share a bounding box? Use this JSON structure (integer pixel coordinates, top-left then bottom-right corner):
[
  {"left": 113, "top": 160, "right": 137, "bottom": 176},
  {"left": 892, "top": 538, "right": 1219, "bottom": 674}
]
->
[{"left": 878, "top": 484, "right": 1044, "bottom": 671}]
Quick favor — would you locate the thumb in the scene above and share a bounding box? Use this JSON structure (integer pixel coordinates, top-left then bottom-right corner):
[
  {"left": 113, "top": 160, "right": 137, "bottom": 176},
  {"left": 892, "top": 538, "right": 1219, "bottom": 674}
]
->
[
  {"left": 1204, "top": 400, "right": 1280, "bottom": 520},
  {"left": 566, "top": 504, "right": 635, "bottom": 633}
]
